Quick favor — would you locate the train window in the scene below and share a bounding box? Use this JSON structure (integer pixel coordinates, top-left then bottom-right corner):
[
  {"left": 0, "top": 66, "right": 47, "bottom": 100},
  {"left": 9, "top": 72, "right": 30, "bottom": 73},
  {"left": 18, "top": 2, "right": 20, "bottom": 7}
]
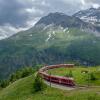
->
[
  {"left": 62, "top": 79, "right": 66, "bottom": 82},
  {"left": 51, "top": 77, "right": 58, "bottom": 80}
]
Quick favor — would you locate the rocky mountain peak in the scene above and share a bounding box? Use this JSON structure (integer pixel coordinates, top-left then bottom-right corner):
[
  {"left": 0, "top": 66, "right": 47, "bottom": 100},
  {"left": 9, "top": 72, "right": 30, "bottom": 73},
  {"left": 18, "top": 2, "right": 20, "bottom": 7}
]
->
[{"left": 74, "top": 7, "right": 100, "bottom": 26}]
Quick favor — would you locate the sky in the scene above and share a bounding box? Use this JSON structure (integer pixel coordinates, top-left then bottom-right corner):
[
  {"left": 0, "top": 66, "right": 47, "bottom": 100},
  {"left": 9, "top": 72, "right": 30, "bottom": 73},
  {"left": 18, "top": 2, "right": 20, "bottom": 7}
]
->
[{"left": 0, "top": 0, "right": 100, "bottom": 38}]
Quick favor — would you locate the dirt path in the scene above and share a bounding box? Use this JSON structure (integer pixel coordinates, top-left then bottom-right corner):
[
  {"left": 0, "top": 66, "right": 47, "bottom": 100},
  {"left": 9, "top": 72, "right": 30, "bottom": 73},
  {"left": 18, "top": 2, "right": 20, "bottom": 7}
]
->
[
  {"left": 44, "top": 80, "right": 100, "bottom": 91},
  {"left": 44, "top": 80, "right": 75, "bottom": 90}
]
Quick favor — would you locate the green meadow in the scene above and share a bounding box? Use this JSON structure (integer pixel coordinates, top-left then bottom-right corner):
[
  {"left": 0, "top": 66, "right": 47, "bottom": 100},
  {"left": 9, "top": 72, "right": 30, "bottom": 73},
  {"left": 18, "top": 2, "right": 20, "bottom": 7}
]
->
[{"left": 48, "top": 66, "right": 100, "bottom": 86}]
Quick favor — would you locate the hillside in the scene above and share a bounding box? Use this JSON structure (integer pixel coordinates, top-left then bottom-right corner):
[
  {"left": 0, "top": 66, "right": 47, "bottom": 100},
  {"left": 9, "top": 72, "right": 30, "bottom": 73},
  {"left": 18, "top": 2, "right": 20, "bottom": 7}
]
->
[
  {"left": 0, "top": 12, "right": 100, "bottom": 79},
  {"left": 0, "top": 74, "right": 100, "bottom": 100}
]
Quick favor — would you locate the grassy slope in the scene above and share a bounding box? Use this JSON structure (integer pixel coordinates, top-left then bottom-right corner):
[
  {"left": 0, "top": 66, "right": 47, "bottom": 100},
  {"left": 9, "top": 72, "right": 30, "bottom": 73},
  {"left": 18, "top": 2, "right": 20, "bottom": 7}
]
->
[{"left": 0, "top": 74, "right": 100, "bottom": 100}]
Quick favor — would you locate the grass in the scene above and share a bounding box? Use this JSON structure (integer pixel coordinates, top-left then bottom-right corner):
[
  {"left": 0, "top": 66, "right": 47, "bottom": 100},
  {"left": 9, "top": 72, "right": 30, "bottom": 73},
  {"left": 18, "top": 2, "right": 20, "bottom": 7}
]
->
[
  {"left": 0, "top": 73, "right": 100, "bottom": 100},
  {"left": 48, "top": 66, "right": 100, "bottom": 86}
]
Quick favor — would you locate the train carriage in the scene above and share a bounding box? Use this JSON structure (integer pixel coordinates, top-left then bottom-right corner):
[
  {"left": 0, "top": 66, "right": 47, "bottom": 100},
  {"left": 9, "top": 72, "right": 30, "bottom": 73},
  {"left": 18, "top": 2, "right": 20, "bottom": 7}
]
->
[{"left": 38, "top": 64, "right": 75, "bottom": 87}]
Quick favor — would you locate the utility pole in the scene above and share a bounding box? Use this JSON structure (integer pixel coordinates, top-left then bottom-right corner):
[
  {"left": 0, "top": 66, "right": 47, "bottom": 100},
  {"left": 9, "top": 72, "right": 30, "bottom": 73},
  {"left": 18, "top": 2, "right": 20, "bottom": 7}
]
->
[
  {"left": 87, "top": 72, "right": 90, "bottom": 87},
  {"left": 87, "top": 67, "right": 90, "bottom": 87},
  {"left": 50, "top": 71, "right": 51, "bottom": 87}
]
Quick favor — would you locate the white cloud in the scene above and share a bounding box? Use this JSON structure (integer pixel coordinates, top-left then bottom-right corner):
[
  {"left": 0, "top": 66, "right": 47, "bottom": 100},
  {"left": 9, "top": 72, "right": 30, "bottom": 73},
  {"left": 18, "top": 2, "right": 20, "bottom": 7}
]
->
[
  {"left": 25, "top": 7, "right": 44, "bottom": 15},
  {"left": 80, "top": 0, "right": 100, "bottom": 9},
  {"left": 81, "top": 0, "right": 86, "bottom": 5},
  {"left": 93, "top": 4, "right": 100, "bottom": 9},
  {"left": 0, "top": 24, "right": 29, "bottom": 39}
]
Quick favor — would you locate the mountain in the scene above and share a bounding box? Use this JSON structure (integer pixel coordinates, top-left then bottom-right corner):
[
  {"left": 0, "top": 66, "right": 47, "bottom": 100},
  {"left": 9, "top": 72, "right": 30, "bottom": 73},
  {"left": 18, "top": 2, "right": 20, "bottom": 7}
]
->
[
  {"left": 34, "top": 12, "right": 98, "bottom": 33},
  {"left": 35, "top": 12, "right": 88, "bottom": 28},
  {"left": 74, "top": 7, "right": 100, "bottom": 27},
  {"left": 0, "top": 12, "right": 100, "bottom": 79},
  {"left": 34, "top": 12, "right": 100, "bottom": 37}
]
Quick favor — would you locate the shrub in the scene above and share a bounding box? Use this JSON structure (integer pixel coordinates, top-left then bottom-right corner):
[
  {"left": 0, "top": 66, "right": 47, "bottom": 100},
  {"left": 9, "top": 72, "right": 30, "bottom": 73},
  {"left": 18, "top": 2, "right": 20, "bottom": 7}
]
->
[
  {"left": 9, "top": 73, "right": 17, "bottom": 82},
  {"left": 9, "top": 67, "right": 36, "bottom": 82},
  {"left": 65, "top": 70, "right": 73, "bottom": 77},
  {"left": 0, "top": 80, "right": 9, "bottom": 88},
  {"left": 0, "top": 67, "right": 37, "bottom": 88},
  {"left": 33, "top": 74, "right": 45, "bottom": 92},
  {"left": 90, "top": 72, "right": 96, "bottom": 81}
]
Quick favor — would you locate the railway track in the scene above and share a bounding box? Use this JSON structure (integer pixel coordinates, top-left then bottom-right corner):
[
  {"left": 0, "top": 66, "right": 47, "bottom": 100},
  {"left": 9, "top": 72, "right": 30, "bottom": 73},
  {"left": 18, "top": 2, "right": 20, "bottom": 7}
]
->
[
  {"left": 38, "top": 64, "right": 75, "bottom": 87},
  {"left": 38, "top": 64, "right": 100, "bottom": 90}
]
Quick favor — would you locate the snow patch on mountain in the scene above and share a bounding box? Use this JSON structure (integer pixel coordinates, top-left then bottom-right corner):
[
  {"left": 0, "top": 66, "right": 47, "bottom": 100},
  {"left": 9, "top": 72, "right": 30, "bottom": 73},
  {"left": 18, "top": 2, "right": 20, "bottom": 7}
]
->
[
  {"left": 80, "top": 16, "right": 100, "bottom": 25},
  {"left": 67, "top": 30, "right": 70, "bottom": 33},
  {"left": 63, "top": 27, "right": 68, "bottom": 32},
  {"left": 46, "top": 33, "right": 52, "bottom": 42},
  {"left": 29, "top": 34, "right": 33, "bottom": 37},
  {"left": 45, "top": 31, "right": 56, "bottom": 42},
  {"left": 43, "top": 24, "right": 54, "bottom": 30}
]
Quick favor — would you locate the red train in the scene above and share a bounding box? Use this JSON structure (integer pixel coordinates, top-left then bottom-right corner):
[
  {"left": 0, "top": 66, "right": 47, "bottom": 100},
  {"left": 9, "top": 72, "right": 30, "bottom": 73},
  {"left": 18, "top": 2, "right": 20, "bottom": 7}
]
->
[{"left": 38, "top": 64, "right": 75, "bottom": 87}]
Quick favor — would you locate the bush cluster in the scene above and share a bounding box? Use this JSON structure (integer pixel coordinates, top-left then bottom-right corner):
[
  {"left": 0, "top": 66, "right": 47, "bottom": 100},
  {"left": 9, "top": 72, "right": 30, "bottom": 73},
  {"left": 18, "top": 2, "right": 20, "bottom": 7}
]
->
[{"left": 0, "top": 67, "right": 36, "bottom": 88}]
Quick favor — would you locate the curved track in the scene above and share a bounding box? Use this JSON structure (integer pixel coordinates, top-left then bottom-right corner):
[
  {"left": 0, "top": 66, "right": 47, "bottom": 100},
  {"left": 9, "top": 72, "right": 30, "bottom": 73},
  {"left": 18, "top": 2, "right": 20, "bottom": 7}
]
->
[{"left": 38, "top": 64, "right": 75, "bottom": 87}]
